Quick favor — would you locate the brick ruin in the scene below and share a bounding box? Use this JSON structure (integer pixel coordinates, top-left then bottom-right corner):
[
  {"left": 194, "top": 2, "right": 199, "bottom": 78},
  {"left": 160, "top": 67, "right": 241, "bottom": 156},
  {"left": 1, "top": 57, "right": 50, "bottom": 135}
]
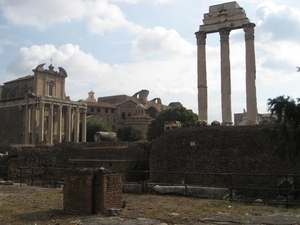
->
[
  {"left": 63, "top": 168, "right": 122, "bottom": 215},
  {"left": 1, "top": 125, "right": 300, "bottom": 200}
]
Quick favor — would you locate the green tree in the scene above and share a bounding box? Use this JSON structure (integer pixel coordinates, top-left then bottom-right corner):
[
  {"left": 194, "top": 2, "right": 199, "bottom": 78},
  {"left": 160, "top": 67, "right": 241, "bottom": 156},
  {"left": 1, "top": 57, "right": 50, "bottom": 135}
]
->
[
  {"left": 267, "top": 95, "right": 300, "bottom": 163},
  {"left": 147, "top": 107, "right": 198, "bottom": 141},
  {"left": 86, "top": 119, "right": 111, "bottom": 142},
  {"left": 121, "top": 126, "right": 144, "bottom": 142}
]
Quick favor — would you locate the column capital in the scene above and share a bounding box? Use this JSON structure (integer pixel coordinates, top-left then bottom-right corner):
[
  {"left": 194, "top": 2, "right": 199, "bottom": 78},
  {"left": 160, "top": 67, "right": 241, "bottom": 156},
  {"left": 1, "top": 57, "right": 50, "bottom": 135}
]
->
[
  {"left": 195, "top": 31, "right": 206, "bottom": 45},
  {"left": 243, "top": 23, "right": 256, "bottom": 40},
  {"left": 219, "top": 28, "right": 231, "bottom": 41}
]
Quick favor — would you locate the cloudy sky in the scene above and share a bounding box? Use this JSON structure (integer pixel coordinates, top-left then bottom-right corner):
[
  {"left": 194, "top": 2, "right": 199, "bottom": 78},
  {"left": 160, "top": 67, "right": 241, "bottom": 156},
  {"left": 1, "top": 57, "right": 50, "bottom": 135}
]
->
[{"left": 0, "top": 0, "right": 299, "bottom": 122}]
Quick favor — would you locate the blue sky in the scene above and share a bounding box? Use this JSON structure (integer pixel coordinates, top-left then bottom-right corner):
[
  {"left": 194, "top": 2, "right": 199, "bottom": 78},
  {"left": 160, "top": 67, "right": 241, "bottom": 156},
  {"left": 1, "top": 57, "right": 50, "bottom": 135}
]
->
[{"left": 0, "top": 0, "right": 299, "bottom": 122}]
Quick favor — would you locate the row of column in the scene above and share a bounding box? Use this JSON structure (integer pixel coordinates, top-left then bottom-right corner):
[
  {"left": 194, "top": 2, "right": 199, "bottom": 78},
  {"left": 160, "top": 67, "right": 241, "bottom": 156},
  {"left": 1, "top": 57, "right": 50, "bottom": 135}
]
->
[
  {"left": 195, "top": 23, "right": 258, "bottom": 125},
  {"left": 24, "top": 102, "right": 86, "bottom": 145}
]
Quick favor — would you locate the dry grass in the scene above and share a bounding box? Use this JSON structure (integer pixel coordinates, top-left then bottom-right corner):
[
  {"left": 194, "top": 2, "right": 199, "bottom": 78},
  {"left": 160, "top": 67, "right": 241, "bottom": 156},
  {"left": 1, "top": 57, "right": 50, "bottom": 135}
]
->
[{"left": 1, "top": 184, "right": 300, "bottom": 225}]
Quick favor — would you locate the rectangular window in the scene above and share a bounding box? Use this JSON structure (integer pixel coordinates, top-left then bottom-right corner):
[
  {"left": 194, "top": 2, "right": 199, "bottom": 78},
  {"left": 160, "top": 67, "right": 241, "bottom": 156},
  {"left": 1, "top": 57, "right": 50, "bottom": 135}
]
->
[
  {"left": 107, "top": 118, "right": 109, "bottom": 122},
  {"left": 91, "top": 107, "right": 94, "bottom": 112},
  {"left": 105, "top": 108, "right": 108, "bottom": 113},
  {"left": 111, "top": 109, "right": 115, "bottom": 113},
  {"left": 97, "top": 107, "right": 100, "bottom": 112},
  {"left": 49, "top": 85, "right": 53, "bottom": 96}
]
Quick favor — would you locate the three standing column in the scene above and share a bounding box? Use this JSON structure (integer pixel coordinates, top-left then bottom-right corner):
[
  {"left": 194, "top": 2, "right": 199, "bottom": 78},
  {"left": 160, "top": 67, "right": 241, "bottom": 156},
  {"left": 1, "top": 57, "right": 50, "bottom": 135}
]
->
[
  {"left": 195, "top": 31, "right": 208, "bottom": 121},
  {"left": 244, "top": 23, "right": 258, "bottom": 125},
  {"left": 219, "top": 28, "right": 232, "bottom": 125},
  {"left": 196, "top": 23, "right": 258, "bottom": 125}
]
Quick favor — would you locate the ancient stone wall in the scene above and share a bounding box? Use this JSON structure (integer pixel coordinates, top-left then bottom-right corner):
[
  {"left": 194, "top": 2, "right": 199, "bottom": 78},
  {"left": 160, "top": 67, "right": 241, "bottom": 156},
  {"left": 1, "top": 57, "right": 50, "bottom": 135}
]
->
[
  {"left": 4, "top": 141, "right": 150, "bottom": 183},
  {"left": 149, "top": 125, "right": 300, "bottom": 198}
]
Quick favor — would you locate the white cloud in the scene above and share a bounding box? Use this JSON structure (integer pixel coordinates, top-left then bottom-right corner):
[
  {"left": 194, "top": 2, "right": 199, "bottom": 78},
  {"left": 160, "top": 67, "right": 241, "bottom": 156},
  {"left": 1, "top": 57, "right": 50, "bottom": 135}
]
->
[
  {"left": 0, "top": 0, "right": 86, "bottom": 30},
  {"left": 6, "top": 44, "right": 112, "bottom": 83},
  {"left": 0, "top": 0, "right": 142, "bottom": 34},
  {"left": 109, "top": 0, "right": 140, "bottom": 3},
  {"left": 5, "top": 41, "right": 197, "bottom": 107},
  {"left": 132, "top": 26, "right": 195, "bottom": 60},
  {"left": 255, "top": 1, "right": 300, "bottom": 41}
]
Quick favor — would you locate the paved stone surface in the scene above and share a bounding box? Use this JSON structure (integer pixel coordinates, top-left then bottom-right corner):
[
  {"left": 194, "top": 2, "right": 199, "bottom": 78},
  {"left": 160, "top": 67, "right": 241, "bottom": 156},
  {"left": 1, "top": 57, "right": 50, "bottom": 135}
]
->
[{"left": 82, "top": 213, "right": 300, "bottom": 225}]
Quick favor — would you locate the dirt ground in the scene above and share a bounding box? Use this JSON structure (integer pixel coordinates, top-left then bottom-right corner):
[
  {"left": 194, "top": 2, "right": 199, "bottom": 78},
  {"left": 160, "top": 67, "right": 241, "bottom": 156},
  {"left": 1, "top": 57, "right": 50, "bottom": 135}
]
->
[{"left": 1, "top": 184, "right": 300, "bottom": 225}]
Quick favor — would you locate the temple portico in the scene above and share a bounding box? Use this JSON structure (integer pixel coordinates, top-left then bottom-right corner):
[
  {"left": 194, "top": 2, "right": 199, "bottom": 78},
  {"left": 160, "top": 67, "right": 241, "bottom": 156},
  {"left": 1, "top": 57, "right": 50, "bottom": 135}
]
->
[
  {"left": 24, "top": 99, "right": 86, "bottom": 145},
  {"left": 0, "top": 63, "right": 87, "bottom": 146},
  {"left": 195, "top": 1, "right": 258, "bottom": 125}
]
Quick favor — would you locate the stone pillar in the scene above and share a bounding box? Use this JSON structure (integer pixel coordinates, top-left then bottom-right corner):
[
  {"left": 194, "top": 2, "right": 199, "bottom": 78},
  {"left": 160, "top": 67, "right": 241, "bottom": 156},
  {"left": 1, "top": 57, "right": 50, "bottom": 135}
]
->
[
  {"left": 195, "top": 31, "right": 208, "bottom": 121},
  {"left": 57, "top": 104, "right": 63, "bottom": 143},
  {"left": 244, "top": 23, "right": 258, "bottom": 125},
  {"left": 74, "top": 106, "right": 80, "bottom": 143},
  {"left": 48, "top": 104, "right": 54, "bottom": 144},
  {"left": 66, "top": 106, "right": 72, "bottom": 142},
  {"left": 38, "top": 102, "right": 45, "bottom": 143},
  {"left": 31, "top": 104, "right": 37, "bottom": 145},
  {"left": 24, "top": 104, "right": 30, "bottom": 144},
  {"left": 219, "top": 28, "right": 232, "bottom": 125},
  {"left": 81, "top": 108, "right": 87, "bottom": 142}
]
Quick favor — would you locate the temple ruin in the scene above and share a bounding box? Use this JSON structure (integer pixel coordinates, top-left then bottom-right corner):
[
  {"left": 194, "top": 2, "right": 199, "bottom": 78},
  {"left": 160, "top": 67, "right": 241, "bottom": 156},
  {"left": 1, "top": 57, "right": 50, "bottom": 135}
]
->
[{"left": 195, "top": 1, "right": 258, "bottom": 125}]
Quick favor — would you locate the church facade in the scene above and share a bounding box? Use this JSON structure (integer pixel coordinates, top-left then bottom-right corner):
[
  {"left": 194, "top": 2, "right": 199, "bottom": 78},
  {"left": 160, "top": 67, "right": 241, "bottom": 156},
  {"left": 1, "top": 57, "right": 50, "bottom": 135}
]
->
[{"left": 0, "top": 64, "right": 87, "bottom": 147}]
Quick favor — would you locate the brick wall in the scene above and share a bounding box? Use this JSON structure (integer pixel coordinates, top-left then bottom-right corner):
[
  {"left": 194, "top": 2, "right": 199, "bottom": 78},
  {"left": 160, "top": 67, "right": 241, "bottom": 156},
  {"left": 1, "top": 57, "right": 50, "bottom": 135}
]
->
[
  {"left": 63, "top": 169, "right": 122, "bottom": 214},
  {"left": 63, "top": 174, "right": 94, "bottom": 214},
  {"left": 94, "top": 173, "right": 122, "bottom": 213}
]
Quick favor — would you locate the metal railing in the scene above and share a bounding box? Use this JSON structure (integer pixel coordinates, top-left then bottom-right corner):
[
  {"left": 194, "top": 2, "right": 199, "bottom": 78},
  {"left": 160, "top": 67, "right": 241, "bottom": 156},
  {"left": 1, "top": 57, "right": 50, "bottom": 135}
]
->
[{"left": 3, "top": 167, "right": 300, "bottom": 208}]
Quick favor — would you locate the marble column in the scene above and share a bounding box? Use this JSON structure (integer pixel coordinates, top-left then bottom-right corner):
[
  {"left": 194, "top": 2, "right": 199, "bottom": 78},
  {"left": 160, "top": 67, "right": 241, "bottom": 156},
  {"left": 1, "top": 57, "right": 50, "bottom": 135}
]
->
[
  {"left": 219, "top": 28, "right": 232, "bottom": 125},
  {"left": 31, "top": 104, "right": 37, "bottom": 145},
  {"left": 48, "top": 104, "right": 54, "bottom": 144},
  {"left": 66, "top": 106, "right": 72, "bottom": 142},
  {"left": 244, "top": 23, "right": 258, "bottom": 125},
  {"left": 195, "top": 31, "right": 208, "bottom": 121},
  {"left": 24, "top": 104, "right": 30, "bottom": 144},
  {"left": 57, "top": 104, "right": 62, "bottom": 143},
  {"left": 81, "top": 108, "right": 87, "bottom": 142},
  {"left": 38, "top": 102, "right": 45, "bottom": 143},
  {"left": 74, "top": 106, "right": 79, "bottom": 143}
]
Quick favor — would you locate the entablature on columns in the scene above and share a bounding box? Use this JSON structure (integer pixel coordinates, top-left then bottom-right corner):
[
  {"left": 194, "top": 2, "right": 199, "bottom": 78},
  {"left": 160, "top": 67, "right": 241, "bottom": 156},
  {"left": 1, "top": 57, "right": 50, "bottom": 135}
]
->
[
  {"left": 0, "top": 95, "right": 87, "bottom": 110},
  {"left": 198, "top": 1, "right": 251, "bottom": 34}
]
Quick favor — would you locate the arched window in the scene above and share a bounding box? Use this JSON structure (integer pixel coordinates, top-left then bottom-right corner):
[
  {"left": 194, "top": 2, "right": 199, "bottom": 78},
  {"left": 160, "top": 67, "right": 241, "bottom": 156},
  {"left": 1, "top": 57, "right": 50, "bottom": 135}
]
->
[{"left": 128, "top": 113, "right": 131, "bottom": 117}]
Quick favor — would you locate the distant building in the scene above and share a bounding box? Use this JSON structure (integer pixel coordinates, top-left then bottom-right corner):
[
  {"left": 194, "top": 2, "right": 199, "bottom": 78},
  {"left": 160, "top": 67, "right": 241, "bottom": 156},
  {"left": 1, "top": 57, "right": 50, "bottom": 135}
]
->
[
  {"left": 0, "top": 63, "right": 87, "bottom": 147},
  {"left": 234, "top": 109, "right": 276, "bottom": 126},
  {"left": 164, "top": 121, "right": 182, "bottom": 131},
  {"left": 85, "top": 89, "right": 182, "bottom": 137}
]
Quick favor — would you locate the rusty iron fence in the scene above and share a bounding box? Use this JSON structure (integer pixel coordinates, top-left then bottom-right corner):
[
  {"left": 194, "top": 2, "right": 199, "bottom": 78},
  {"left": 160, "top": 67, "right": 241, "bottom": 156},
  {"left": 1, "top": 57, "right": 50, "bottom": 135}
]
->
[{"left": 3, "top": 167, "right": 300, "bottom": 208}]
